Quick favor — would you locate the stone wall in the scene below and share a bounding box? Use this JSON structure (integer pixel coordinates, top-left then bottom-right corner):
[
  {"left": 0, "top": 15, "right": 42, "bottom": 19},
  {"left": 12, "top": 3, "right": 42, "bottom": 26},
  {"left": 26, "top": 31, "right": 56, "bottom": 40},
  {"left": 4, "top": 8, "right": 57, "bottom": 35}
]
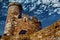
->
[{"left": 29, "top": 20, "right": 60, "bottom": 40}]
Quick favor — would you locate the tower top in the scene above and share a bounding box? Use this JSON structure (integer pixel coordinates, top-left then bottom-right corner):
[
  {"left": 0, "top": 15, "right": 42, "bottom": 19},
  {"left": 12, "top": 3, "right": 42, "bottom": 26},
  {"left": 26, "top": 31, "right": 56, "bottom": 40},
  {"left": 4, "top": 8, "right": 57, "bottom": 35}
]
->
[{"left": 8, "top": 2, "right": 22, "bottom": 10}]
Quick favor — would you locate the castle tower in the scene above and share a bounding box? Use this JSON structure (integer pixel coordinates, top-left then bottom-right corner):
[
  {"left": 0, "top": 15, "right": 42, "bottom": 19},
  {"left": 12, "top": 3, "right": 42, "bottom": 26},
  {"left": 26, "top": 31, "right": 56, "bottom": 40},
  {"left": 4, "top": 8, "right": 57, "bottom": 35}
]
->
[
  {"left": 3, "top": 2, "right": 41, "bottom": 40},
  {"left": 4, "top": 2, "right": 22, "bottom": 36}
]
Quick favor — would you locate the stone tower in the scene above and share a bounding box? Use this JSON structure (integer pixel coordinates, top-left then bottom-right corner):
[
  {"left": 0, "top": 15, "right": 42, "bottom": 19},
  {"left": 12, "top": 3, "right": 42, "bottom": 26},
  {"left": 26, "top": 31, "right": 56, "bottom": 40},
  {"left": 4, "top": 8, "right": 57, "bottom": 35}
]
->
[
  {"left": 4, "top": 2, "right": 22, "bottom": 36},
  {"left": 3, "top": 2, "right": 41, "bottom": 39}
]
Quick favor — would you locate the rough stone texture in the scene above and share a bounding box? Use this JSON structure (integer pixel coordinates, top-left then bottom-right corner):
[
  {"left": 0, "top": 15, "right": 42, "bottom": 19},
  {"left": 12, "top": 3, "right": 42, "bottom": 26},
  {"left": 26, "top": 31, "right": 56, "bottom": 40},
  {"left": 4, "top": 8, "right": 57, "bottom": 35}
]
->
[
  {"left": 30, "top": 20, "right": 60, "bottom": 40},
  {"left": 4, "top": 2, "right": 21, "bottom": 35},
  {"left": 1, "top": 20, "right": 60, "bottom": 40}
]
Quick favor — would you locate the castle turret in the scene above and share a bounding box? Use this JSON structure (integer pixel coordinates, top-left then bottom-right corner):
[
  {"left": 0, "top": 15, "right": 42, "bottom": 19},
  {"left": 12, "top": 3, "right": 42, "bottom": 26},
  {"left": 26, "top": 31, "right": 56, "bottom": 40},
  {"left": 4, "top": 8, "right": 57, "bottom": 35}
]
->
[{"left": 4, "top": 2, "right": 22, "bottom": 36}]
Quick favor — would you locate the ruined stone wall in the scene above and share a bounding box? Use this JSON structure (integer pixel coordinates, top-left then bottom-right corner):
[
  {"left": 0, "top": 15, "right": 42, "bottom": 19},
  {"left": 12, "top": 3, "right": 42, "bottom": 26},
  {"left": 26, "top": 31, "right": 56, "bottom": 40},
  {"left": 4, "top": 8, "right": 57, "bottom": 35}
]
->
[
  {"left": 1, "top": 20, "right": 60, "bottom": 40},
  {"left": 29, "top": 20, "right": 60, "bottom": 40}
]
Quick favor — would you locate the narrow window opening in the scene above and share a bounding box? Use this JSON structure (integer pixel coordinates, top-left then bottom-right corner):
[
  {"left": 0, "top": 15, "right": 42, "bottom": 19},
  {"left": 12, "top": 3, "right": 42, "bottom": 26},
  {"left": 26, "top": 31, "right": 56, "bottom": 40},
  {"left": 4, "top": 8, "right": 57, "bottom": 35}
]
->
[
  {"left": 55, "top": 26, "right": 58, "bottom": 28},
  {"left": 19, "top": 30, "right": 27, "bottom": 34},
  {"left": 0, "top": 35, "right": 2, "bottom": 38},
  {"left": 4, "top": 34, "right": 7, "bottom": 36},
  {"left": 18, "top": 13, "right": 22, "bottom": 18}
]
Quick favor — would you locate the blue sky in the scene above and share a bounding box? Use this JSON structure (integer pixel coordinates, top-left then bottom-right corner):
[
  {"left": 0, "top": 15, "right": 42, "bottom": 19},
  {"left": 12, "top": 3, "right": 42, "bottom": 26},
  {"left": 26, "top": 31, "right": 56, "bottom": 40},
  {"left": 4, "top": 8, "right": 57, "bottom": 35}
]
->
[{"left": 0, "top": 0, "right": 60, "bottom": 35}]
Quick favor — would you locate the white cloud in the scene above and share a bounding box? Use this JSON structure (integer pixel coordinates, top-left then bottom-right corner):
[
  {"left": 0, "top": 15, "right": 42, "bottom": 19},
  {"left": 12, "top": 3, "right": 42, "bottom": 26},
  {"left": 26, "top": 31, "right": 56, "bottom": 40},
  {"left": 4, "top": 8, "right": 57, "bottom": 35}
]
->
[
  {"left": 49, "top": 13, "right": 52, "bottom": 15},
  {"left": 53, "top": 3, "right": 60, "bottom": 7},
  {"left": 37, "top": 0, "right": 41, "bottom": 5},
  {"left": 42, "top": 0, "right": 59, "bottom": 5},
  {"left": 57, "top": 8, "right": 60, "bottom": 14},
  {"left": 42, "top": 0, "right": 50, "bottom": 4},
  {"left": 57, "top": 11, "right": 60, "bottom": 14},
  {"left": 25, "top": 0, "right": 31, "bottom": 3},
  {"left": 2, "top": 6, "right": 8, "bottom": 8},
  {"left": 50, "top": 0, "right": 59, "bottom": 3},
  {"left": 30, "top": 7, "right": 35, "bottom": 11},
  {"left": 23, "top": 6, "right": 27, "bottom": 10},
  {"left": 54, "top": 8, "right": 60, "bottom": 14},
  {"left": 34, "top": 10, "right": 43, "bottom": 15},
  {"left": 54, "top": 9, "right": 57, "bottom": 12},
  {"left": 29, "top": 4, "right": 36, "bottom": 11}
]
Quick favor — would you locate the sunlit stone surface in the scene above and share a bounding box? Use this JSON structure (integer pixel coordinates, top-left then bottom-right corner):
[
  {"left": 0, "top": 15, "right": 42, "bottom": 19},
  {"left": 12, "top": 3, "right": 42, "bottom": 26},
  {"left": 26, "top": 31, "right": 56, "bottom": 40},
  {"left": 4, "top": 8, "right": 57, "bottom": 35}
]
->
[{"left": 30, "top": 20, "right": 60, "bottom": 40}]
